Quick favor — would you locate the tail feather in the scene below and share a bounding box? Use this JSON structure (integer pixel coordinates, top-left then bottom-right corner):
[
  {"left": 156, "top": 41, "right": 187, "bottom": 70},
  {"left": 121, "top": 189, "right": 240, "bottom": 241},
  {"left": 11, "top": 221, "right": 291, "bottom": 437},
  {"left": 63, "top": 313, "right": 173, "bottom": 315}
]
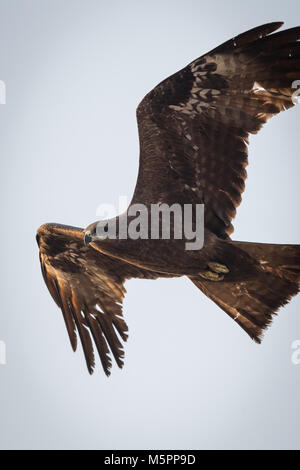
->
[
  {"left": 190, "top": 241, "right": 300, "bottom": 342},
  {"left": 234, "top": 241, "right": 300, "bottom": 283}
]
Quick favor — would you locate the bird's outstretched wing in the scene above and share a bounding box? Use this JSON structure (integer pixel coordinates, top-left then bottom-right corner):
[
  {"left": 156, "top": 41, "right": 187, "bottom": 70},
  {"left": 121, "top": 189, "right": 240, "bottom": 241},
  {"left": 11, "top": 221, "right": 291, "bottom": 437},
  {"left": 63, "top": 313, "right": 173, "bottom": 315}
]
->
[
  {"left": 133, "top": 22, "right": 300, "bottom": 238},
  {"left": 37, "top": 223, "right": 159, "bottom": 375}
]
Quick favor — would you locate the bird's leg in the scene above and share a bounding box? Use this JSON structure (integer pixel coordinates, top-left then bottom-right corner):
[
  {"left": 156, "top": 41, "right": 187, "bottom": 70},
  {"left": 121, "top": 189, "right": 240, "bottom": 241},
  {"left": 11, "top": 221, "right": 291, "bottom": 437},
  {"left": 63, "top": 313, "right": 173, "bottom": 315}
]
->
[
  {"left": 198, "top": 270, "right": 224, "bottom": 281},
  {"left": 207, "top": 262, "right": 229, "bottom": 274},
  {"left": 198, "top": 261, "right": 229, "bottom": 281}
]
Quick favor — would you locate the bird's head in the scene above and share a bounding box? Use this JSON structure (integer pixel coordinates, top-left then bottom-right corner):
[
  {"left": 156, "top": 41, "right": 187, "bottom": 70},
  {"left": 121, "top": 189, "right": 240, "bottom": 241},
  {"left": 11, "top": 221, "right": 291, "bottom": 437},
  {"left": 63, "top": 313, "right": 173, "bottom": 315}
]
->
[{"left": 84, "top": 220, "right": 111, "bottom": 246}]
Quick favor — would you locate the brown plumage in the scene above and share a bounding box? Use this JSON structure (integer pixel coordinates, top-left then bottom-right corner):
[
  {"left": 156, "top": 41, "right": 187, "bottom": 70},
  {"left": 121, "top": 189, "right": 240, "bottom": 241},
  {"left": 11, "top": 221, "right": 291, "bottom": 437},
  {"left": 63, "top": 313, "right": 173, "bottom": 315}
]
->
[{"left": 37, "top": 22, "right": 300, "bottom": 375}]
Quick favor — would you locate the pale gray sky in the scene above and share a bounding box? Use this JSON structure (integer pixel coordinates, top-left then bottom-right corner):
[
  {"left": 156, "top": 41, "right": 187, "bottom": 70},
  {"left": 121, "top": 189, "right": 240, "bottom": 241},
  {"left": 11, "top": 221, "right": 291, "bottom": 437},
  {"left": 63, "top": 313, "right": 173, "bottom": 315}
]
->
[{"left": 0, "top": 0, "right": 299, "bottom": 450}]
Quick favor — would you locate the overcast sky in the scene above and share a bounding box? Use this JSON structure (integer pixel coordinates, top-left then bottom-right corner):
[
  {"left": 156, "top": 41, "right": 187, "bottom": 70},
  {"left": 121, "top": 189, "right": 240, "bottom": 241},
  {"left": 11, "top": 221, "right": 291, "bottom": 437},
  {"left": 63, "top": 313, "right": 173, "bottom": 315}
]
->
[{"left": 0, "top": 0, "right": 300, "bottom": 450}]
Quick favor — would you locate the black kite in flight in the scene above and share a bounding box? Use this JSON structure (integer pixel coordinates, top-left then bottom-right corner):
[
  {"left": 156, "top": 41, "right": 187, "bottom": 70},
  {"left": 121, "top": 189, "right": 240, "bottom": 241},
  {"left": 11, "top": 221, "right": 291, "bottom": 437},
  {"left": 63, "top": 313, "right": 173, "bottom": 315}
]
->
[{"left": 37, "top": 22, "right": 300, "bottom": 375}]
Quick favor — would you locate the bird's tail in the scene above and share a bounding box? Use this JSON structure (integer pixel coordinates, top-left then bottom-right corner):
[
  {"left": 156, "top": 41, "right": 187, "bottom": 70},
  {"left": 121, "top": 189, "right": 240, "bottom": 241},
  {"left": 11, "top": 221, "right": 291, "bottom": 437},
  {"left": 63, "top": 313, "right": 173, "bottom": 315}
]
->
[{"left": 189, "top": 240, "right": 300, "bottom": 342}]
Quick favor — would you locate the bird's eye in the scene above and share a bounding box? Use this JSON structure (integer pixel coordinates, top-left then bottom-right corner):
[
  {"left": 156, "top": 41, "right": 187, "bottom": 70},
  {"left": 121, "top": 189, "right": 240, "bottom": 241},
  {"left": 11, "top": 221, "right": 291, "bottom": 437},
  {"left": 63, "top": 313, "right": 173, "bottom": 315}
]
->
[
  {"left": 84, "top": 231, "right": 93, "bottom": 246},
  {"left": 104, "top": 224, "right": 108, "bottom": 232}
]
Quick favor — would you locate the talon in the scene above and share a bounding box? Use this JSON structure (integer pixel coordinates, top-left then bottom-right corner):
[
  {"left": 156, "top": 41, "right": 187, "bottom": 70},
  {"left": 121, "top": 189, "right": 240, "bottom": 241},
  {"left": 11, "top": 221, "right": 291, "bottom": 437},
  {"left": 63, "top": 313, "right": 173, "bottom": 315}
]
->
[
  {"left": 198, "top": 270, "right": 224, "bottom": 281},
  {"left": 208, "top": 262, "right": 229, "bottom": 274}
]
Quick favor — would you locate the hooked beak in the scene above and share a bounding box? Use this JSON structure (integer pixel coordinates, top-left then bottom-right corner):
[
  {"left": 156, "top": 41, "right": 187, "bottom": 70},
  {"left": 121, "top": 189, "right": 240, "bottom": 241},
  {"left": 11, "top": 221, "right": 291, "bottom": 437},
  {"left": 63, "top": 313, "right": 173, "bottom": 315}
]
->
[{"left": 84, "top": 230, "right": 93, "bottom": 246}]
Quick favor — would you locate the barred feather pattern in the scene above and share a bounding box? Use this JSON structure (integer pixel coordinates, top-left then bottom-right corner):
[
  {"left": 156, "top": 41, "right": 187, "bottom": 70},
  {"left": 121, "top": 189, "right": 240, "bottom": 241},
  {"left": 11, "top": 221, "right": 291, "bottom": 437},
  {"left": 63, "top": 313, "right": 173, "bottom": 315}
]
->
[
  {"left": 37, "top": 223, "right": 168, "bottom": 375},
  {"left": 134, "top": 22, "right": 300, "bottom": 238}
]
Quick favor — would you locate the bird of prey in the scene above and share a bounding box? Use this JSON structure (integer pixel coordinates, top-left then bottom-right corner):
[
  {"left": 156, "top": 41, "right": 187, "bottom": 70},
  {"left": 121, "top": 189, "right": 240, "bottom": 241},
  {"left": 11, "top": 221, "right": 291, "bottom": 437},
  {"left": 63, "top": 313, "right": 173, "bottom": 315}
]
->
[{"left": 37, "top": 22, "right": 300, "bottom": 376}]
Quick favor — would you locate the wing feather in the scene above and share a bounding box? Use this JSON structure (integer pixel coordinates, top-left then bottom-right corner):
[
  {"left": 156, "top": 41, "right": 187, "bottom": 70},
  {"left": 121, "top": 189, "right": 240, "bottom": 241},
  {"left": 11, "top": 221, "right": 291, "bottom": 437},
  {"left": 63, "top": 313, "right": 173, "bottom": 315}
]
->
[
  {"left": 37, "top": 223, "right": 167, "bottom": 375},
  {"left": 37, "top": 223, "right": 131, "bottom": 375},
  {"left": 134, "top": 22, "right": 300, "bottom": 238}
]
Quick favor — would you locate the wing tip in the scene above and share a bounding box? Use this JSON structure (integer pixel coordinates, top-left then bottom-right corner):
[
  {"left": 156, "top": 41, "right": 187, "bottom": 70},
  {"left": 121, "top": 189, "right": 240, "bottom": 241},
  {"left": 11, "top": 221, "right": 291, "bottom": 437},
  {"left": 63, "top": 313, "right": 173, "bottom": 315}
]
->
[
  {"left": 71, "top": 339, "right": 77, "bottom": 352},
  {"left": 268, "top": 21, "right": 284, "bottom": 28}
]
